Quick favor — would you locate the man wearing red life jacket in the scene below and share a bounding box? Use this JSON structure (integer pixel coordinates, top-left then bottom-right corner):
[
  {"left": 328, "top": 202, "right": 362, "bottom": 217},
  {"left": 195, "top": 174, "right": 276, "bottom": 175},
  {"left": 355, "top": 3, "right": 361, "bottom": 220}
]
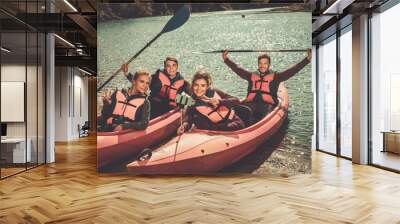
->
[
  {"left": 222, "top": 49, "right": 311, "bottom": 123},
  {"left": 126, "top": 57, "right": 191, "bottom": 119}
]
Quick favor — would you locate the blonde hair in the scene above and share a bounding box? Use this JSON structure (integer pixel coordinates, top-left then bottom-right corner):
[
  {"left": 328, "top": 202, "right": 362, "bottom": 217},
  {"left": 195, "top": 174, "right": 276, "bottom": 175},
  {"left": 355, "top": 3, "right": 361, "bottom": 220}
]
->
[
  {"left": 192, "top": 70, "right": 212, "bottom": 87},
  {"left": 133, "top": 70, "right": 150, "bottom": 81},
  {"left": 129, "top": 70, "right": 150, "bottom": 95}
]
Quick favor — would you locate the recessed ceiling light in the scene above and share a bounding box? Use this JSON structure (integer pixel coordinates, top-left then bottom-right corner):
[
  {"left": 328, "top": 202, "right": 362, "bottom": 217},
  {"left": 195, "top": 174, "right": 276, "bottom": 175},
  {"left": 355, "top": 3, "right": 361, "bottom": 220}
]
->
[
  {"left": 54, "top": 34, "right": 75, "bottom": 48},
  {"left": 78, "top": 67, "right": 93, "bottom": 76},
  {"left": 1, "top": 47, "right": 11, "bottom": 53},
  {"left": 323, "top": 0, "right": 355, "bottom": 15},
  {"left": 63, "top": 0, "right": 78, "bottom": 12}
]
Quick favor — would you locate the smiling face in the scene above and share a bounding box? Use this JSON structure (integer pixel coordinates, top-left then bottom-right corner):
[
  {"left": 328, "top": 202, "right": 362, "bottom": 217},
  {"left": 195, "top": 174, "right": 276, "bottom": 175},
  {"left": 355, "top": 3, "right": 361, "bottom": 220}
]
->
[
  {"left": 164, "top": 60, "right": 178, "bottom": 77},
  {"left": 133, "top": 74, "right": 150, "bottom": 94},
  {"left": 258, "top": 58, "right": 270, "bottom": 74},
  {"left": 192, "top": 78, "right": 209, "bottom": 98}
]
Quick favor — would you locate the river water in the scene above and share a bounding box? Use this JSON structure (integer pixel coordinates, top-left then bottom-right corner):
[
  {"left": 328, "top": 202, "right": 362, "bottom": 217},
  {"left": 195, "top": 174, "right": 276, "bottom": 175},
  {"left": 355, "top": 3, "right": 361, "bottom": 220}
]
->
[{"left": 98, "top": 8, "right": 312, "bottom": 175}]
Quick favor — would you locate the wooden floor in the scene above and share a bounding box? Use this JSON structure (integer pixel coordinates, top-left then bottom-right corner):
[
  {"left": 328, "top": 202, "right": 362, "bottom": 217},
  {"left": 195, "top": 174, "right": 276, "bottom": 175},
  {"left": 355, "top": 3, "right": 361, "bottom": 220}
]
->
[
  {"left": 1, "top": 136, "right": 400, "bottom": 223},
  {"left": 372, "top": 150, "right": 400, "bottom": 171},
  {"left": 1, "top": 167, "right": 26, "bottom": 178}
]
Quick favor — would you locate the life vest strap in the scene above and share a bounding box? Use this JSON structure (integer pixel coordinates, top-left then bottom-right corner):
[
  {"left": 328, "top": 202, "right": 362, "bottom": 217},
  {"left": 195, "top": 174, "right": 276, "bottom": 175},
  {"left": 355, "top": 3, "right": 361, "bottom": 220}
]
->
[
  {"left": 161, "top": 82, "right": 180, "bottom": 96},
  {"left": 249, "top": 90, "right": 270, "bottom": 94},
  {"left": 206, "top": 106, "right": 233, "bottom": 123},
  {"left": 124, "top": 102, "right": 138, "bottom": 108},
  {"left": 254, "top": 79, "right": 269, "bottom": 83},
  {"left": 207, "top": 106, "right": 219, "bottom": 115}
]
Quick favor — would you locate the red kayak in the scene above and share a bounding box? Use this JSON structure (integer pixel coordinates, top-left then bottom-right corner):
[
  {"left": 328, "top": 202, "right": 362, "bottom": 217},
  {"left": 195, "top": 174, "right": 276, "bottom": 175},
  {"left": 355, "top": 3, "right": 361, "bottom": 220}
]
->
[
  {"left": 97, "top": 109, "right": 181, "bottom": 169},
  {"left": 126, "top": 83, "right": 289, "bottom": 174}
]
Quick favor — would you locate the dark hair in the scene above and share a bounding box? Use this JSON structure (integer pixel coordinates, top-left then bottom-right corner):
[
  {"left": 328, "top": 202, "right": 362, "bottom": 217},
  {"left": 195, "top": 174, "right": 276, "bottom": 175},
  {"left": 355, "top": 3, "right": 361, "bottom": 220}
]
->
[
  {"left": 133, "top": 70, "right": 150, "bottom": 81},
  {"left": 258, "top": 54, "right": 271, "bottom": 64},
  {"left": 192, "top": 71, "right": 212, "bottom": 87},
  {"left": 164, "top": 57, "right": 178, "bottom": 66}
]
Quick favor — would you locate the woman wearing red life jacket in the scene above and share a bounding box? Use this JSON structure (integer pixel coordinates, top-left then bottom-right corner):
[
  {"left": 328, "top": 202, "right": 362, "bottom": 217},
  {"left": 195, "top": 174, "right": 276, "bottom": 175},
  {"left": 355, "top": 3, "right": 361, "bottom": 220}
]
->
[
  {"left": 125, "top": 57, "right": 191, "bottom": 119},
  {"left": 222, "top": 49, "right": 312, "bottom": 124},
  {"left": 177, "top": 71, "right": 245, "bottom": 135},
  {"left": 97, "top": 66, "right": 151, "bottom": 132}
]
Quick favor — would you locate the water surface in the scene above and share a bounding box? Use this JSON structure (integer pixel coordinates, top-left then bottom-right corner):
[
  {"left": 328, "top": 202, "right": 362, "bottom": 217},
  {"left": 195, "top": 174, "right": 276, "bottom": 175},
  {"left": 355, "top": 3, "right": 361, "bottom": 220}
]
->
[{"left": 98, "top": 9, "right": 312, "bottom": 175}]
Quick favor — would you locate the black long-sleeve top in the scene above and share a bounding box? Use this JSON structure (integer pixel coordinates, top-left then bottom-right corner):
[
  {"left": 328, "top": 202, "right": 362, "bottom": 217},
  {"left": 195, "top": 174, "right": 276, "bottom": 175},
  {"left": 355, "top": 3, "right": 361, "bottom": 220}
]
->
[
  {"left": 224, "top": 56, "right": 310, "bottom": 83},
  {"left": 183, "top": 88, "right": 245, "bottom": 131}
]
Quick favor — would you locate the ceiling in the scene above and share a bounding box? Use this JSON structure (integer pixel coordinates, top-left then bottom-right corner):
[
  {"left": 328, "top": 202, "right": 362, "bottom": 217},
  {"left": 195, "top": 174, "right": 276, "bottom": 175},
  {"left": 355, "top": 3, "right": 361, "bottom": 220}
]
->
[
  {"left": 1, "top": 0, "right": 395, "bottom": 75},
  {"left": 0, "top": 0, "right": 311, "bottom": 76},
  {"left": 0, "top": 0, "right": 97, "bottom": 74},
  {"left": 311, "top": 0, "right": 391, "bottom": 44}
]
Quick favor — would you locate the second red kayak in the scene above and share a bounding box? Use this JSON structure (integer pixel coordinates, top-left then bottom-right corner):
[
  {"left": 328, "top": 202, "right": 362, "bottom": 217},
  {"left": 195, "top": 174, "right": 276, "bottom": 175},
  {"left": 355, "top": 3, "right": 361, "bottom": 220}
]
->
[
  {"left": 97, "top": 109, "right": 181, "bottom": 169},
  {"left": 127, "top": 83, "right": 289, "bottom": 174}
]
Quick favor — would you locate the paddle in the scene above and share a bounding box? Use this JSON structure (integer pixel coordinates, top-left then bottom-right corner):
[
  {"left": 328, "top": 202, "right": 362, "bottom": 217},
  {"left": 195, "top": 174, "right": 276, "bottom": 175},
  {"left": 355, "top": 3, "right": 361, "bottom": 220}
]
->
[
  {"left": 97, "top": 5, "right": 191, "bottom": 92},
  {"left": 172, "top": 93, "right": 196, "bottom": 161},
  {"left": 194, "top": 49, "right": 308, "bottom": 54},
  {"left": 173, "top": 108, "right": 184, "bottom": 162}
]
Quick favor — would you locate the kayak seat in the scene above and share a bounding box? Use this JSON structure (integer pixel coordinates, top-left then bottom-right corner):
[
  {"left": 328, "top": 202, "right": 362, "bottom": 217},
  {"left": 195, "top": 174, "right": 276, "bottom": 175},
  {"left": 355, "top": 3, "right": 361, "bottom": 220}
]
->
[{"left": 233, "top": 104, "right": 253, "bottom": 127}]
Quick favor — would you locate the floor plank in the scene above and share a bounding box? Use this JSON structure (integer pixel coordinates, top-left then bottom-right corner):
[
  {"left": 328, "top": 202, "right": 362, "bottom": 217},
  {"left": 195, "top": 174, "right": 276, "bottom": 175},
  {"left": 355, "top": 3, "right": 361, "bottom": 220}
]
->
[{"left": 0, "top": 136, "right": 399, "bottom": 223}]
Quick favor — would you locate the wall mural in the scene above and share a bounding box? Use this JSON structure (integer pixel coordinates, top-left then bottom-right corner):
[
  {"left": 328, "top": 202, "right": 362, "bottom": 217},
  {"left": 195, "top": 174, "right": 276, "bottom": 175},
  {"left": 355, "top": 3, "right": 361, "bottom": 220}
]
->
[{"left": 97, "top": 3, "right": 312, "bottom": 175}]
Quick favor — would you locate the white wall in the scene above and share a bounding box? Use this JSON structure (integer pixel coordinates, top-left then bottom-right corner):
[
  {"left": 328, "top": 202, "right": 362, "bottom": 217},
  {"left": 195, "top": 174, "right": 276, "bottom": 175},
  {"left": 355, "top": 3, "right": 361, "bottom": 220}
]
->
[
  {"left": 1, "top": 64, "right": 42, "bottom": 137},
  {"left": 1, "top": 63, "right": 46, "bottom": 164},
  {"left": 55, "top": 66, "right": 69, "bottom": 141},
  {"left": 1, "top": 64, "right": 26, "bottom": 138},
  {"left": 1, "top": 82, "right": 25, "bottom": 122},
  {"left": 54, "top": 67, "right": 89, "bottom": 141},
  {"left": 73, "top": 73, "right": 89, "bottom": 137}
]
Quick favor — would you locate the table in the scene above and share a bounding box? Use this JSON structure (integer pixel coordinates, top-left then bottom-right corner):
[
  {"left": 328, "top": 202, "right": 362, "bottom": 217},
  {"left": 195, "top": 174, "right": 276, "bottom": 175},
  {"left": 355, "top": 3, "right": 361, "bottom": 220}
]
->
[
  {"left": 1, "top": 138, "right": 31, "bottom": 163},
  {"left": 382, "top": 131, "right": 400, "bottom": 154}
]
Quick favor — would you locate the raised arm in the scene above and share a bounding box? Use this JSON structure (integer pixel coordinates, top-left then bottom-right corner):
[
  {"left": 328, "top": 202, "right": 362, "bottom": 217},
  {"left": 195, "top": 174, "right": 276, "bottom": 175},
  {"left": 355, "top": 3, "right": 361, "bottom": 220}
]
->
[
  {"left": 223, "top": 50, "right": 252, "bottom": 80},
  {"left": 122, "top": 63, "right": 134, "bottom": 82},
  {"left": 214, "top": 89, "right": 240, "bottom": 108},
  {"left": 275, "top": 49, "right": 311, "bottom": 82}
]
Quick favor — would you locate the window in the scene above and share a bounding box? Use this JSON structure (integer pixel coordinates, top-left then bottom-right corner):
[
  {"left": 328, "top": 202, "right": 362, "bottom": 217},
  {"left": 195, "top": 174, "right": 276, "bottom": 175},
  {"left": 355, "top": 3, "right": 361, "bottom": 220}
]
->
[
  {"left": 339, "top": 26, "right": 352, "bottom": 158},
  {"left": 370, "top": 3, "right": 400, "bottom": 171},
  {"left": 317, "top": 35, "right": 337, "bottom": 154},
  {"left": 0, "top": 2, "right": 46, "bottom": 179}
]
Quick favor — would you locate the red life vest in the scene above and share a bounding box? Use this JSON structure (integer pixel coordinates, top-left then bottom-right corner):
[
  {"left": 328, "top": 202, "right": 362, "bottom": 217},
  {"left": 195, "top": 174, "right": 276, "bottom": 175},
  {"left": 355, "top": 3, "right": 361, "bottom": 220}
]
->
[
  {"left": 195, "top": 90, "right": 235, "bottom": 123},
  {"left": 245, "top": 73, "right": 277, "bottom": 105},
  {"left": 106, "top": 90, "right": 146, "bottom": 125},
  {"left": 156, "top": 70, "right": 185, "bottom": 107}
]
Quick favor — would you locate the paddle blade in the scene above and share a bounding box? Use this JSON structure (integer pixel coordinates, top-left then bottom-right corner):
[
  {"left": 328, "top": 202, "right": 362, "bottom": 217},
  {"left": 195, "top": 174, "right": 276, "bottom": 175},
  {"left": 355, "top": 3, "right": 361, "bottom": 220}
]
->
[{"left": 162, "top": 5, "right": 190, "bottom": 33}]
